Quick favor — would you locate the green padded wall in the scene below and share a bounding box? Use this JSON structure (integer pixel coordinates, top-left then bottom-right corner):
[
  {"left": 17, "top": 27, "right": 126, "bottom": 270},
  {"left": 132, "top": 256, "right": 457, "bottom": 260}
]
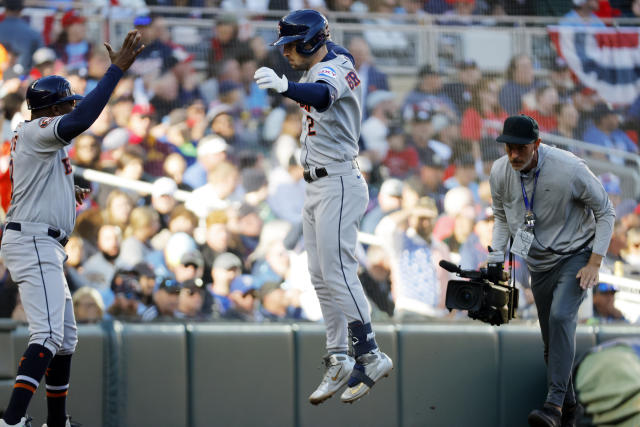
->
[
  {"left": 295, "top": 323, "right": 398, "bottom": 427},
  {"left": 118, "top": 323, "right": 187, "bottom": 427},
  {"left": 188, "top": 323, "right": 295, "bottom": 427},
  {"left": 398, "top": 323, "right": 500, "bottom": 427}
]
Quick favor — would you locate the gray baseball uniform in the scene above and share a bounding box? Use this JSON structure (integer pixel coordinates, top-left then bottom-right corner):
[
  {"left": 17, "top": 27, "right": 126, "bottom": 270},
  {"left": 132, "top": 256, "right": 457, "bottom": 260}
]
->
[
  {"left": 299, "top": 54, "right": 373, "bottom": 354},
  {"left": 1, "top": 116, "right": 77, "bottom": 356}
]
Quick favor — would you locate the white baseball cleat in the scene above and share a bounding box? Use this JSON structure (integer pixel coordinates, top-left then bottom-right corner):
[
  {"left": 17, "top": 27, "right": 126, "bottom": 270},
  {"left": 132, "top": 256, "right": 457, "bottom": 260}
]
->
[
  {"left": 42, "top": 416, "right": 78, "bottom": 427},
  {"left": 340, "top": 348, "right": 393, "bottom": 404},
  {"left": 309, "top": 353, "right": 355, "bottom": 405},
  {"left": 0, "top": 417, "right": 32, "bottom": 427}
]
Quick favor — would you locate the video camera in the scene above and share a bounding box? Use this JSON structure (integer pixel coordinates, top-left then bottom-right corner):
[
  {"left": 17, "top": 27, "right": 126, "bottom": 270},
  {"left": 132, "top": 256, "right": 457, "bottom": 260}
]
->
[{"left": 439, "top": 259, "right": 518, "bottom": 326}]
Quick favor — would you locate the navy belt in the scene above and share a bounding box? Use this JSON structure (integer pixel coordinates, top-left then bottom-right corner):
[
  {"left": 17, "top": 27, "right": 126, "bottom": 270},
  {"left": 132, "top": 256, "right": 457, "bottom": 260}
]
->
[
  {"left": 6, "top": 222, "right": 69, "bottom": 247},
  {"left": 303, "top": 167, "right": 328, "bottom": 183}
]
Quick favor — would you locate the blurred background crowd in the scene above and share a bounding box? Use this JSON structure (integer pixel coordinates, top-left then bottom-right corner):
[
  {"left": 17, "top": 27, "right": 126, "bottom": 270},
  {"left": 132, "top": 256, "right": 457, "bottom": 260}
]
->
[{"left": 0, "top": 0, "right": 639, "bottom": 327}]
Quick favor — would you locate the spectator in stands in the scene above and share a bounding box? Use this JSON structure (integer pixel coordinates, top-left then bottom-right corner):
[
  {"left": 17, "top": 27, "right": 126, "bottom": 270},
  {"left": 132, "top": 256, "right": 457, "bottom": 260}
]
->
[
  {"left": 127, "top": 104, "right": 177, "bottom": 176},
  {"left": 583, "top": 102, "right": 638, "bottom": 164},
  {"left": 209, "top": 14, "right": 251, "bottom": 78},
  {"left": 461, "top": 77, "right": 508, "bottom": 159},
  {"left": 269, "top": 104, "right": 301, "bottom": 167},
  {"left": 102, "top": 189, "right": 134, "bottom": 232},
  {"left": 549, "top": 58, "right": 575, "bottom": 102},
  {"left": 150, "top": 177, "right": 179, "bottom": 231},
  {"left": 405, "top": 103, "right": 438, "bottom": 160},
  {"left": 439, "top": 0, "right": 484, "bottom": 24},
  {"left": 29, "top": 47, "right": 57, "bottom": 80},
  {"left": 521, "top": 85, "right": 559, "bottom": 133},
  {"left": 177, "top": 278, "right": 210, "bottom": 320},
  {"left": 82, "top": 224, "right": 123, "bottom": 296},
  {"left": 621, "top": 227, "right": 640, "bottom": 268},
  {"left": 404, "top": 65, "right": 458, "bottom": 117},
  {"left": 241, "top": 167, "right": 275, "bottom": 223},
  {"left": 426, "top": 0, "right": 454, "bottom": 14},
  {"left": 460, "top": 207, "right": 494, "bottom": 269},
  {"left": 444, "top": 59, "right": 482, "bottom": 114},
  {"left": 199, "top": 210, "right": 240, "bottom": 282},
  {"left": 590, "top": 283, "right": 627, "bottom": 324},
  {"left": 359, "top": 245, "right": 394, "bottom": 317},
  {"left": 0, "top": 0, "right": 43, "bottom": 73},
  {"left": 444, "top": 153, "right": 479, "bottom": 201},
  {"left": 174, "top": 250, "right": 205, "bottom": 284},
  {"left": 361, "top": 178, "right": 404, "bottom": 234},
  {"left": 64, "top": 236, "right": 88, "bottom": 293},
  {"left": 150, "top": 47, "right": 203, "bottom": 118},
  {"left": 186, "top": 160, "right": 240, "bottom": 219},
  {"left": 499, "top": 54, "right": 537, "bottom": 115},
  {"left": 361, "top": 90, "right": 397, "bottom": 163},
  {"left": 73, "top": 287, "right": 105, "bottom": 324},
  {"left": 376, "top": 196, "right": 451, "bottom": 320},
  {"left": 166, "top": 205, "right": 198, "bottom": 237},
  {"left": 418, "top": 148, "right": 448, "bottom": 213},
  {"left": 183, "top": 135, "right": 229, "bottom": 189},
  {"left": 268, "top": 153, "right": 306, "bottom": 224},
  {"left": 72, "top": 133, "right": 102, "bottom": 171},
  {"left": 129, "top": 15, "right": 174, "bottom": 79},
  {"left": 227, "top": 275, "right": 258, "bottom": 320},
  {"left": 120, "top": 206, "right": 161, "bottom": 268},
  {"left": 207, "top": 104, "right": 249, "bottom": 149},
  {"left": 559, "top": 0, "right": 606, "bottom": 26},
  {"left": 258, "top": 281, "right": 303, "bottom": 321},
  {"left": 383, "top": 125, "right": 419, "bottom": 179},
  {"left": 552, "top": 101, "right": 580, "bottom": 140},
  {"left": 347, "top": 37, "right": 389, "bottom": 118},
  {"left": 142, "top": 278, "right": 182, "bottom": 321},
  {"left": 598, "top": 172, "right": 625, "bottom": 209},
  {"left": 228, "top": 203, "right": 264, "bottom": 258},
  {"left": 163, "top": 152, "right": 191, "bottom": 191},
  {"left": 207, "top": 252, "right": 243, "bottom": 318},
  {"left": 50, "top": 9, "right": 91, "bottom": 72},
  {"left": 237, "top": 51, "right": 269, "bottom": 118}
]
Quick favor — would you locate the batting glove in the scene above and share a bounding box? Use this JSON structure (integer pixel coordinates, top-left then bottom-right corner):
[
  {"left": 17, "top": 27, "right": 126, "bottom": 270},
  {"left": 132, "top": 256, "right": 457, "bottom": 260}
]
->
[{"left": 254, "top": 67, "right": 288, "bottom": 93}]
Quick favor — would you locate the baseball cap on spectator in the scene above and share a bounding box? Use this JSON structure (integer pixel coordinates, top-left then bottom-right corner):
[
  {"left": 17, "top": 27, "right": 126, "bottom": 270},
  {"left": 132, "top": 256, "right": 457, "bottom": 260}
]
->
[
  {"left": 457, "top": 59, "right": 477, "bottom": 70},
  {"left": 165, "top": 232, "right": 197, "bottom": 268},
  {"left": 454, "top": 153, "right": 475, "bottom": 167},
  {"left": 32, "top": 47, "right": 56, "bottom": 66},
  {"left": 218, "top": 80, "right": 243, "bottom": 97},
  {"left": 599, "top": 173, "right": 621, "bottom": 195},
  {"left": 256, "top": 281, "right": 281, "bottom": 301},
  {"left": 496, "top": 115, "right": 539, "bottom": 145},
  {"left": 213, "top": 252, "right": 242, "bottom": 270},
  {"left": 379, "top": 178, "right": 403, "bottom": 198},
  {"left": 206, "top": 104, "right": 233, "bottom": 123},
  {"left": 592, "top": 102, "right": 617, "bottom": 120},
  {"left": 131, "top": 104, "right": 155, "bottom": 117},
  {"left": 152, "top": 177, "right": 178, "bottom": 198},
  {"left": 230, "top": 274, "right": 256, "bottom": 295},
  {"left": 182, "top": 278, "right": 205, "bottom": 295},
  {"left": 197, "top": 135, "right": 228, "bottom": 157},
  {"left": 5, "top": 0, "right": 23, "bottom": 11},
  {"left": 242, "top": 168, "right": 267, "bottom": 193},
  {"left": 366, "top": 90, "right": 394, "bottom": 113},
  {"left": 419, "top": 147, "right": 447, "bottom": 169},
  {"left": 157, "top": 277, "right": 182, "bottom": 294},
  {"left": 411, "top": 196, "right": 438, "bottom": 218},
  {"left": 61, "top": 10, "right": 85, "bottom": 28},
  {"left": 594, "top": 282, "right": 617, "bottom": 293},
  {"left": 181, "top": 250, "right": 204, "bottom": 269},
  {"left": 102, "top": 128, "right": 130, "bottom": 151},
  {"left": 134, "top": 15, "right": 152, "bottom": 27},
  {"left": 387, "top": 124, "right": 404, "bottom": 138},
  {"left": 418, "top": 64, "right": 442, "bottom": 78},
  {"left": 237, "top": 202, "right": 258, "bottom": 219},
  {"left": 404, "top": 102, "right": 432, "bottom": 123},
  {"left": 132, "top": 262, "right": 155, "bottom": 278}
]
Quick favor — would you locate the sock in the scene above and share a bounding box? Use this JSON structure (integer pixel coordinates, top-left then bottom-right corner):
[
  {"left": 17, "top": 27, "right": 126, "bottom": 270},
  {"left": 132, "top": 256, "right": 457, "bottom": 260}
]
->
[
  {"left": 3, "top": 344, "right": 53, "bottom": 425},
  {"left": 46, "top": 354, "right": 72, "bottom": 427},
  {"left": 348, "top": 321, "right": 377, "bottom": 357}
]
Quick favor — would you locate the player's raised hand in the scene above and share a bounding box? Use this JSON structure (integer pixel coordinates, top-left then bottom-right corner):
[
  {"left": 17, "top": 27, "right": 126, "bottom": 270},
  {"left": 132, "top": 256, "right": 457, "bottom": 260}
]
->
[
  {"left": 104, "top": 30, "right": 146, "bottom": 72},
  {"left": 254, "top": 67, "right": 288, "bottom": 93}
]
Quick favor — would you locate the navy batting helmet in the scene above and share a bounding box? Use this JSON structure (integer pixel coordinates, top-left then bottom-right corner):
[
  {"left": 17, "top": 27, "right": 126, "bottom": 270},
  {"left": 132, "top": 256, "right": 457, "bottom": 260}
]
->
[
  {"left": 26, "top": 75, "right": 84, "bottom": 110},
  {"left": 271, "top": 9, "right": 329, "bottom": 56}
]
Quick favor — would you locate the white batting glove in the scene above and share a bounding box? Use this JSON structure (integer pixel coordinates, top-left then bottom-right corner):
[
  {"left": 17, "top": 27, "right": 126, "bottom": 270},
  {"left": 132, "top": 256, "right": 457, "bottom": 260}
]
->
[
  {"left": 487, "top": 250, "right": 505, "bottom": 264},
  {"left": 254, "top": 67, "right": 288, "bottom": 93}
]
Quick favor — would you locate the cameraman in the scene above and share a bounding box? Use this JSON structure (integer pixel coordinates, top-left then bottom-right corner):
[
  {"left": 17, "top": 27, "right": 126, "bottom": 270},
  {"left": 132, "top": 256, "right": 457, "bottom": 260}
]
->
[{"left": 489, "top": 115, "right": 615, "bottom": 427}]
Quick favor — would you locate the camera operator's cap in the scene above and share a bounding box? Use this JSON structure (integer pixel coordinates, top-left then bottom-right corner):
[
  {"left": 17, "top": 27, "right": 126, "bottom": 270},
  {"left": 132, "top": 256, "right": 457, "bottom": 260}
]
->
[
  {"left": 411, "top": 196, "right": 438, "bottom": 218},
  {"left": 496, "top": 114, "right": 539, "bottom": 145}
]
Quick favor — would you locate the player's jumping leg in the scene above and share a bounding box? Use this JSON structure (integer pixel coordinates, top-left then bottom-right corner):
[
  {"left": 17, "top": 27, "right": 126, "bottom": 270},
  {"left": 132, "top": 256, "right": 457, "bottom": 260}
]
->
[{"left": 304, "top": 201, "right": 355, "bottom": 404}]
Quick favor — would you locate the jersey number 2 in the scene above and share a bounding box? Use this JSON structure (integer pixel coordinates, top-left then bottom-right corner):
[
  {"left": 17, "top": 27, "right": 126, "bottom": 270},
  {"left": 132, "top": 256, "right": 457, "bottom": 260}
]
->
[{"left": 306, "top": 116, "right": 316, "bottom": 136}]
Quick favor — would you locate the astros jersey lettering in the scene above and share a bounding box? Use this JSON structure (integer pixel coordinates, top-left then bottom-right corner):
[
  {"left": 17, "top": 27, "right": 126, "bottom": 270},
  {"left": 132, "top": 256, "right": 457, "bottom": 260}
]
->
[
  {"left": 6, "top": 116, "right": 75, "bottom": 235},
  {"left": 298, "top": 54, "right": 362, "bottom": 167}
]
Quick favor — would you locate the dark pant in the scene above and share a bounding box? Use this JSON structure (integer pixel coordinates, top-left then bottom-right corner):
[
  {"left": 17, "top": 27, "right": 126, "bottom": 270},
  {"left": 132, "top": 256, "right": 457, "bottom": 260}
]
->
[{"left": 530, "top": 251, "right": 589, "bottom": 407}]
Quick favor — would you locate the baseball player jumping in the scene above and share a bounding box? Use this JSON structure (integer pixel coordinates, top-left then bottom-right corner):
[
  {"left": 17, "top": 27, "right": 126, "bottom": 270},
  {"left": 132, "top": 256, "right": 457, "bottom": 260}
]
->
[
  {"left": 255, "top": 10, "right": 393, "bottom": 404},
  {"left": 0, "top": 31, "right": 144, "bottom": 427}
]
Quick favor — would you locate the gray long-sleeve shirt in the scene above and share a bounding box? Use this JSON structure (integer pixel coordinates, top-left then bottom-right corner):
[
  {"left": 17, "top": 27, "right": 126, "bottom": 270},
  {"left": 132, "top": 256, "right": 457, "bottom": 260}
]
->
[{"left": 490, "top": 143, "right": 615, "bottom": 272}]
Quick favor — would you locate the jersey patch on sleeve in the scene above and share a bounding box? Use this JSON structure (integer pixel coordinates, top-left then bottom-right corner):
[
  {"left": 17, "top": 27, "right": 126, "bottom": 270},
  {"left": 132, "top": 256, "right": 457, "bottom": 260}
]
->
[
  {"left": 317, "top": 67, "right": 337, "bottom": 80},
  {"left": 39, "top": 117, "right": 54, "bottom": 128}
]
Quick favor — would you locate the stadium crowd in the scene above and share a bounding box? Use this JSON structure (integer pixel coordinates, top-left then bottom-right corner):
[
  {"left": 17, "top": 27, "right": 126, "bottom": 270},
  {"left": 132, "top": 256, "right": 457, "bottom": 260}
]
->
[{"left": 0, "top": 0, "right": 639, "bottom": 326}]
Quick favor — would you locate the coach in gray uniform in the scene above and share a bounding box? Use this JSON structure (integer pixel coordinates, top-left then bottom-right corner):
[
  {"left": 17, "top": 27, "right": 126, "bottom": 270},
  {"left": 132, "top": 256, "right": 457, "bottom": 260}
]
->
[{"left": 488, "top": 115, "right": 615, "bottom": 427}]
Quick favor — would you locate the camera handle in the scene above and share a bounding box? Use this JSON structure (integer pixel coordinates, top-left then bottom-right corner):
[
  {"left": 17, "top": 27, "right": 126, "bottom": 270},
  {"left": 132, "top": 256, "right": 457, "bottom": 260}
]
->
[{"left": 509, "top": 236, "right": 514, "bottom": 290}]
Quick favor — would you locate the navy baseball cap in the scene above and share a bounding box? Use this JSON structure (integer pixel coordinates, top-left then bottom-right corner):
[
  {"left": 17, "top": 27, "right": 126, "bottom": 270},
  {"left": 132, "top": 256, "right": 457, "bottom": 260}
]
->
[{"left": 496, "top": 115, "right": 539, "bottom": 145}]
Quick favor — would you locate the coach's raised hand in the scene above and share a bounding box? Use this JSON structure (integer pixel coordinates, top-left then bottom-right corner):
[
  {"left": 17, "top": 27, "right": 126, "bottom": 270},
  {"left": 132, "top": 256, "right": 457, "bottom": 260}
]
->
[{"left": 104, "top": 30, "right": 146, "bottom": 72}]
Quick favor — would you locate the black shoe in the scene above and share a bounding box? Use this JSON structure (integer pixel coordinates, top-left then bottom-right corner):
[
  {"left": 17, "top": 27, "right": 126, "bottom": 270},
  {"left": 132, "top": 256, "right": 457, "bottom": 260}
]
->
[
  {"left": 528, "top": 404, "right": 562, "bottom": 427},
  {"left": 561, "top": 403, "right": 579, "bottom": 427}
]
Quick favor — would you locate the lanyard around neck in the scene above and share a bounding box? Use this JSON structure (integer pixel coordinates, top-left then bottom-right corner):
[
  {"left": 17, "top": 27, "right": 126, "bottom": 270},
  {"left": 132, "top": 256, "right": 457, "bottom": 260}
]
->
[{"left": 520, "top": 169, "right": 540, "bottom": 212}]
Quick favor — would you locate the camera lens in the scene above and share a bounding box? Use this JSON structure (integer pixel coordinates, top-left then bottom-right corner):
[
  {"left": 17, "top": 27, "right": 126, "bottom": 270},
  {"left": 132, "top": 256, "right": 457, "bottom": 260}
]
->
[{"left": 455, "top": 285, "right": 478, "bottom": 310}]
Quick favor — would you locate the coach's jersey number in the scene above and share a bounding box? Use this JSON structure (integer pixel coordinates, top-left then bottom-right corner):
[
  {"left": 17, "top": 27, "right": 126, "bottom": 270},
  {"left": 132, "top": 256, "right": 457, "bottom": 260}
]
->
[{"left": 345, "top": 71, "right": 361, "bottom": 90}]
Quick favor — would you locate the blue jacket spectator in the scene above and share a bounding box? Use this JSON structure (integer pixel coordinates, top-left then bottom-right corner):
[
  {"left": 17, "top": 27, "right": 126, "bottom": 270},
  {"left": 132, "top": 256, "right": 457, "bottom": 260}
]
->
[
  {"left": 583, "top": 103, "right": 638, "bottom": 165},
  {"left": 499, "top": 54, "right": 537, "bottom": 115},
  {"left": 0, "top": 0, "right": 43, "bottom": 72}
]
